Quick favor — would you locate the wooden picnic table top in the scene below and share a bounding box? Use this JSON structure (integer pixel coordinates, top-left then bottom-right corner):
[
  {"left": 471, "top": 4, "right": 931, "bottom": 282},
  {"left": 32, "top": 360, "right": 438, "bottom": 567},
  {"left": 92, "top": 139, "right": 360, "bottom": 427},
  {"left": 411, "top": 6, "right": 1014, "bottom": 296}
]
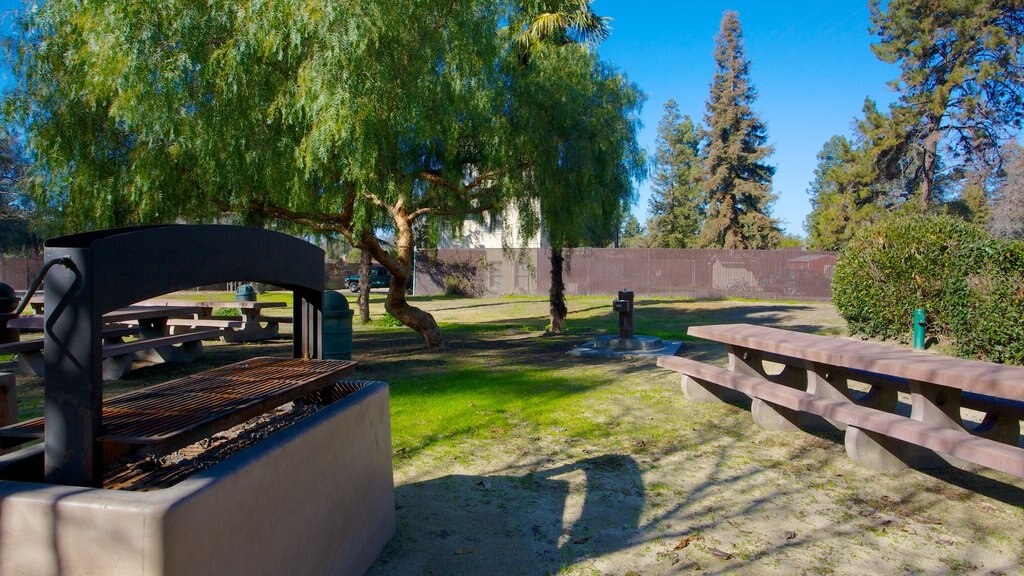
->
[
  {"left": 687, "top": 323, "right": 1024, "bottom": 400},
  {"left": 137, "top": 298, "right": 286, "bottom": 310},
  {"left": 4, "top": 305, "right": 201, "bottom": 331},
  {"left": 0, "top": 356, "right": 357, "bottom": 456}
]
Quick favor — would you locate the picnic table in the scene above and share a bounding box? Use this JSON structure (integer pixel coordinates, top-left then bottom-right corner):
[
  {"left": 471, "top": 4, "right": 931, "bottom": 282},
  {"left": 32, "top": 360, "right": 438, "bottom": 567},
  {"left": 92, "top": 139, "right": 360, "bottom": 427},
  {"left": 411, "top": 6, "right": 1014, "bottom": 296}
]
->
[
  {"left": 1, "top": 306, "right": 217, "bottom": 379},
  {"left": 11, "top": 291, "right": 44, "bottom": 315},
  {"left": 137, "top": 298, "right": 286, "bottom": 342},
  {"left": 658, "top": 323, "right": 1024, "bottom": 478}
]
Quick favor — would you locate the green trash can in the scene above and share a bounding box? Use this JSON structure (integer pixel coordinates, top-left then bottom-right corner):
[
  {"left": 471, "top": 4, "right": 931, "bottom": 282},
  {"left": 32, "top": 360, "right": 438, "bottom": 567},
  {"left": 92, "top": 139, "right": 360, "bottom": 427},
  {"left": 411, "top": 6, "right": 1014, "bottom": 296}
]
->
[
  {"left": 0, "top": 282, "right": 17, "bottom": 314},
  {"left": 235, "top": 284, "right": 256, "bottom": 302},
  {"left": 323, "top": 290, "right": 354, "bottom": 360}
]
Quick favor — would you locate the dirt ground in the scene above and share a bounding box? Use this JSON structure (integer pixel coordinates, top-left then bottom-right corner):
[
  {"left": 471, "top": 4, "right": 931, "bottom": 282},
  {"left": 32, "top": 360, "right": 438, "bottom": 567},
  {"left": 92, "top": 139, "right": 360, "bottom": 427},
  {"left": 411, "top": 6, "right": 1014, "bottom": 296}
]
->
[{"left": 359, "top": 297, "right": 1024, "bottom": 576}]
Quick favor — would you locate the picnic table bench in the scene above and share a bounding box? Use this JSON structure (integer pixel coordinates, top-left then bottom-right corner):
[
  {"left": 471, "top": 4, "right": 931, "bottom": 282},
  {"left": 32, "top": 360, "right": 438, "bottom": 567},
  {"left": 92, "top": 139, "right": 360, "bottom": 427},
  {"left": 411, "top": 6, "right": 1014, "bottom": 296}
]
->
[
  {"left": 658, "top": 323, "right": 1024, "bottom": 478},
  {"left": 0, "top": 356, "right": 357, "bottom": 463},
  {"left": 137, "top": 298, "right": 286, "bottom": 342},
  {"left": 1, "top": 306, "right": 216, "bottom": 379}
]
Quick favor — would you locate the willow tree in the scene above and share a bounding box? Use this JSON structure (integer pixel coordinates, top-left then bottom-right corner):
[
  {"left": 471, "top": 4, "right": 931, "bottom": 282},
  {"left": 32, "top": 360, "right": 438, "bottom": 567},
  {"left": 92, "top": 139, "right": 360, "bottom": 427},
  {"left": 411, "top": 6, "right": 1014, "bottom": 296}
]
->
[
  {"left": 7, "top": 0, "right": 633, "bottom": 348},
  {"left": 698, "top": 11, "right": 780, "bottom": 249},
  {"left": 870, "top": 0, "right": 1024, "bottom": 206},
  {"left": 509, "top": 43, "right": 645, "bottom": 333}
]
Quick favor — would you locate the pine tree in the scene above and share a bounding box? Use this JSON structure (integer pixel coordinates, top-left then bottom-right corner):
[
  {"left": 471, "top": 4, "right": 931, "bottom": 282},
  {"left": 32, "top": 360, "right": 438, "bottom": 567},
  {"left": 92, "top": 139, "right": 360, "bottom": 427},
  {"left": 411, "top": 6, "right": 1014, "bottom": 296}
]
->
[
  {"left": 870, "top": 0, "right": 1024, "bottom": 207},
  {"left": 648, "top": 100, "right": 703, "bottom": 248},
  {"left": 698, "top": 11, "right": 780, "bottom": 249}
]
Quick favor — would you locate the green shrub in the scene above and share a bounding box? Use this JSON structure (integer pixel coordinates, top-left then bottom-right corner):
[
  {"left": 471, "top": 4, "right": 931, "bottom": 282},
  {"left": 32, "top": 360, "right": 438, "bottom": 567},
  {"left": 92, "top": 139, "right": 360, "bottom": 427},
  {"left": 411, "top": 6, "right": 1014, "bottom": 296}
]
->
[
  {"left": 372, "top": 312, "right": 404, "bottom": 328},
  {"left": 832, "top": 213, "right": 988, "bottom": 342},
  {"left": 439, "top": 258, "right": 487, "bottom": 297},
  {"left": 945, "top": 239, "right": 1024, "bottom": 364}
]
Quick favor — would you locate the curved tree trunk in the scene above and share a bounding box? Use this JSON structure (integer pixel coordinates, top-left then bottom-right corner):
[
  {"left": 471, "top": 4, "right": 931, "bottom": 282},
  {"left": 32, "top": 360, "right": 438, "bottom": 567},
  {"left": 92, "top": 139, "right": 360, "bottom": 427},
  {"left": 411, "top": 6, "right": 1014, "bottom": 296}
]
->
[
  {"left": 360, "top": 206, "right": 448, "bottom": 349},
  {"left": 549, "top": 247, "right": 567, "bottom": 333},
  {"left": 920, "top": 129, "right": 940, "bottom": 207}
]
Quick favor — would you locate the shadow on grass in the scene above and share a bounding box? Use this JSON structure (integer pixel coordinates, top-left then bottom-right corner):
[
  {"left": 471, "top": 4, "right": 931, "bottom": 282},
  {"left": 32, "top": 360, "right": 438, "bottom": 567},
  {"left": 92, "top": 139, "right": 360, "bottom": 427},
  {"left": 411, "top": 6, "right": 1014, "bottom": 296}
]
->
[{"left": 430, "top": 301, "right": 835, "bottom": 344}]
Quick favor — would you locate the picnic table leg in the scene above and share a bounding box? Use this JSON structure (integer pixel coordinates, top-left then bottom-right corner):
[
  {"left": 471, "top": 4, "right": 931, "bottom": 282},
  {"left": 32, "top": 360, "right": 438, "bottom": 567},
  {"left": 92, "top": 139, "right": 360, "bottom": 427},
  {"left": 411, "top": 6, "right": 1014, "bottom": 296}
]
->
[
  {"left": 0, "top": 372, "right": 15, "bottom": 427},
  {"left": 969, "top": 412, "right": 1020, "bottom": 444},
  {"left": 803, "top": 364, "right": 853, "bottom": 431},
  {"left": 221, "top": 308, "right": 279, "bottom": 343},
  {"left": 15, "top": 351, "right": 44, "bottom": 376},
  {"left": 845, "top": 381, "right": 961, "bottom": 471},
  {"left": 728, "top": 346, "right": 845, "bottom": 433},
  {"left": 679, "top": 347, "right": 752, "bottom": 403},
  {"left": 135, "top": 318, "right": 204, "bottom": 364}
]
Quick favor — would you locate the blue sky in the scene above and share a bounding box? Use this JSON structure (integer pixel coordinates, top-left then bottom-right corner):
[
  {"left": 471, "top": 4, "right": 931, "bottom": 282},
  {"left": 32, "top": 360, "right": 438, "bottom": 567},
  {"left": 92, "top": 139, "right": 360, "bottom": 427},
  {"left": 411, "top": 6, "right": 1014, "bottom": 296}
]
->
[
  {"left": 594, "top": 1, "right": 899, "bottom": 236},
  {"left": 0, "top": 1, "right": 898, "bottom": 237}
]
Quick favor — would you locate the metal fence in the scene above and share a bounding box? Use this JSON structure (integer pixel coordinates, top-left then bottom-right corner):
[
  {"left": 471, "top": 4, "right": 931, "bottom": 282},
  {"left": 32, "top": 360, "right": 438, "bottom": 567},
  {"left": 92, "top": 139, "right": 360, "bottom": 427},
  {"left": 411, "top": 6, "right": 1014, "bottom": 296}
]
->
[
  {"left": 413, "top": 247, "right": 837, "bottom": 300},
  {"left": 2, "top": 248, "right": 838, "bottom": 300},
  {"left": 0, "top": 253, "right": 360, "bottom": 293},
  {"left": 0, "top": 254, "right": 44, "bottom": 291}
]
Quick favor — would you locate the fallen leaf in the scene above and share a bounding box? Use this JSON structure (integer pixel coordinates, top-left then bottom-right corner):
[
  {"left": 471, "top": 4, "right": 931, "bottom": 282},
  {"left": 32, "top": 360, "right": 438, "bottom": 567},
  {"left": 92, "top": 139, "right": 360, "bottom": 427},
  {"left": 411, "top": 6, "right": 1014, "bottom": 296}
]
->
[
  {"left": 454, "top": 547, "right": 474, "bottom": 555},
  {"left": 674, "top": 535, "right": 696, "bottom": 550},
  {"left": 707, "top": 547, "right": 733, "bottom": 560},
  {"left": 784, "top": 531, "right": 797, "bottom": 540},
  {"left": 572, "top": 536, "right": 592, "bottom": 545}
]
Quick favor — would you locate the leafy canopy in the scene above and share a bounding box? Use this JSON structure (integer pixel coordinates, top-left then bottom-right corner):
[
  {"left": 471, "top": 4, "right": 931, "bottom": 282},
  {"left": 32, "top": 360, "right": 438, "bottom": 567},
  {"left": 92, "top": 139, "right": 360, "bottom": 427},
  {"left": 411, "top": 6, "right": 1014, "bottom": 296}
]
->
[
  {"left": 7, "top": 0, "right": 644, "bottom": 348},
  {"left": 869, "top": 0, "right": 1024, "bottom": 204}
]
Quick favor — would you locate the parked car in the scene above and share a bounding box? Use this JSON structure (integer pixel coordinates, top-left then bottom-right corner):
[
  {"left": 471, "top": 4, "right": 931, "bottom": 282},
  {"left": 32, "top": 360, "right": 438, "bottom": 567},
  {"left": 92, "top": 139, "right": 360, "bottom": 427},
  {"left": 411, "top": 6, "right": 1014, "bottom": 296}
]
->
[{"left": 346, "top": 266, "right": 392, "bottom": 292}]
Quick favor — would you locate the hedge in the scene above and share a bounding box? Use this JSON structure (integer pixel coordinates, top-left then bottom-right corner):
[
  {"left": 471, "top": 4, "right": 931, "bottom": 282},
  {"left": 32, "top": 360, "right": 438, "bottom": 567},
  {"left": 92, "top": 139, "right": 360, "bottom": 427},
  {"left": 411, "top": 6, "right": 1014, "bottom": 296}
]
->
[
  {"left": 944, "top": 239, "right": 1024, "bottom": 365},
  {"left": 832, "top": 213, "right": 988, "bottom": 342},
  {"left": 831, "top": 212, "right": 1024, "bottom": 364}
]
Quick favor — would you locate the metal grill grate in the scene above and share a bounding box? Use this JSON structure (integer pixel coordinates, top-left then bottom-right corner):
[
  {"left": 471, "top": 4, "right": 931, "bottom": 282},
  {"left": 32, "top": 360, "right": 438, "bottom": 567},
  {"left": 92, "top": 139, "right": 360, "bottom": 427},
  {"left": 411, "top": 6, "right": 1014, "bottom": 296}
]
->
[{"left": 0, "top": 357, "right": 357, "bottom": 455}]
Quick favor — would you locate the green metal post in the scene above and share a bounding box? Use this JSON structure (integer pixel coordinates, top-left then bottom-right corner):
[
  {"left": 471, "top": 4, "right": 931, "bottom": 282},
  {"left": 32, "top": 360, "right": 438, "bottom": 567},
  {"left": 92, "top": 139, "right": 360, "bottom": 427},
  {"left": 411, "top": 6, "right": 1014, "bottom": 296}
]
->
[{"left": 913, "top": 308, "right": 926, "bottom": 350}]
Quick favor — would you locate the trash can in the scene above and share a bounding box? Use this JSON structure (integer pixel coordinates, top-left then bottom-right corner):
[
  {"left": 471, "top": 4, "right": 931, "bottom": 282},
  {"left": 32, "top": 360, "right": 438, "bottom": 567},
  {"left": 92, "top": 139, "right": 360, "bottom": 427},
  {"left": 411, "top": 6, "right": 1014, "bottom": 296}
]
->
[
  {"left": 235, "top": 283, "right": 257, "bottom": 302},
  {"left": 0, "top": 283, "right": 17, "bottom": 314},
  {"left": 323, "top": 290, "right": 354, "bottom": 360}
]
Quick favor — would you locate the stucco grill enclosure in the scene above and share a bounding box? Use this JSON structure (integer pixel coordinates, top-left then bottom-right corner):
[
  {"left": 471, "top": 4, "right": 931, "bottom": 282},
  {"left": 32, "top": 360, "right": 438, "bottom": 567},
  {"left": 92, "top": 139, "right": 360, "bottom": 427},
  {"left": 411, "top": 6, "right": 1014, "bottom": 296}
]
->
[{"left": 40, "top": 225, "right": 324, "bottom": 487}]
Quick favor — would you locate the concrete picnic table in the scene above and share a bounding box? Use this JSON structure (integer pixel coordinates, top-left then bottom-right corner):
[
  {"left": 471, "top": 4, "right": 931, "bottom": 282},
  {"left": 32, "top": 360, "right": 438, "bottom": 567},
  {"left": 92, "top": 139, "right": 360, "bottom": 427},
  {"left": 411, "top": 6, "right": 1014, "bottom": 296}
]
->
[
  {"left": 136, "top": 298, "right": 286, "bottom": 342},
  {"left": 2, "top": 305, "right": 217, "bottom": 379},
  {"left": 660, "top": 323, "right": 1024, "bottom": 478}
]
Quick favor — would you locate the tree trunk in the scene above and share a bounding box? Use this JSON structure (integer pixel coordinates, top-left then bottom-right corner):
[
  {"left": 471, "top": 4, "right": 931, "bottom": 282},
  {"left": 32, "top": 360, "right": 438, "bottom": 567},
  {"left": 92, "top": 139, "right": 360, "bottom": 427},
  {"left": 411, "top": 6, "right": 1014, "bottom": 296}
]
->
[
  {"left": 358, "top": 248, "right": 371, "bottom": 324},
  {"left": 360, "top": 208, "right": 448, "bottom": 349},
  {"left": 549, "top": 247, "right": 567, "bottom": 333},
  {"left": 920, "top": 129, "right": 940, "bottom": 207}
]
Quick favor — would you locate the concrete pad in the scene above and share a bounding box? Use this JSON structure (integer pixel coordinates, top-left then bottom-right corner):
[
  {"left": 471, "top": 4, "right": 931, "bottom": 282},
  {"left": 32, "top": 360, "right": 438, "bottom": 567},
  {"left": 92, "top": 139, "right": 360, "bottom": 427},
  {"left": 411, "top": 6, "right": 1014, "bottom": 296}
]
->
[{"left": 568, "top": 339, "right": 683, "bottom": 360}]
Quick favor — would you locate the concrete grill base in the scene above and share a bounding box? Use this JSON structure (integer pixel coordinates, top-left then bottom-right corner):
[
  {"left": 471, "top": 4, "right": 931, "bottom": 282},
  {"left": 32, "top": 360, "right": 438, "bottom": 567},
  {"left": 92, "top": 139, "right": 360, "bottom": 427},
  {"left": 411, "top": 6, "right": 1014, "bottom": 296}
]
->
[{"left": 0, "top": 381, "right": 395, "bottom": 576}]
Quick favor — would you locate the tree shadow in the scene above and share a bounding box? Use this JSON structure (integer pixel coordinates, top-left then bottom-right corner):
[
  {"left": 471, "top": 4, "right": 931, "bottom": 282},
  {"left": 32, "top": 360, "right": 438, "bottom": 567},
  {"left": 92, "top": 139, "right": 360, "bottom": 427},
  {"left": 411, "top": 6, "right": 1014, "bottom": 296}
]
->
[
  {"left": 367, "top": 454, "right": 645, "bottom": 575},
  {"left": 368, "top": 429, "right": 1024, "bottom": 575}
]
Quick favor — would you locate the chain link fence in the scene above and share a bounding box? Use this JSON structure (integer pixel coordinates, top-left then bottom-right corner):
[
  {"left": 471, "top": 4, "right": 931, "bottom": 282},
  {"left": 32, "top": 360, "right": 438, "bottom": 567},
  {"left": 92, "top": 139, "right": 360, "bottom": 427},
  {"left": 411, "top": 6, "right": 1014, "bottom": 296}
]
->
[
  {"left": 3, "top": 248, "right": 837, "bottom": 301},
  {"left": 414, "top": 247, "right": 837, "bottom": 301}
]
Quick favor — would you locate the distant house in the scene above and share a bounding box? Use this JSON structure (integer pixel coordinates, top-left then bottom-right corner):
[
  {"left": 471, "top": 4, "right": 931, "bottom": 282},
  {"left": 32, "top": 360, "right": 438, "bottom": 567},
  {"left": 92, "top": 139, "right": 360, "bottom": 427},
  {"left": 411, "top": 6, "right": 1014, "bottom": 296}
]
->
[
  {"left": 432, "top": 205, "right": 546, "bottom": 294},
  {"left": 437, "top": 204, "right": 547, "bottom": 250},
  {"left": 785, "top": 253, "right": 837, "bottom": 275}
]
